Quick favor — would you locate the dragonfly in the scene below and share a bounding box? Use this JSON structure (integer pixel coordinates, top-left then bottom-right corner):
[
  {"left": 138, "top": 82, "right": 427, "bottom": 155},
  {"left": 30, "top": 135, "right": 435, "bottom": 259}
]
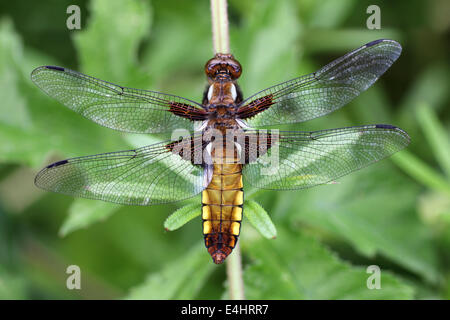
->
[{"left": 32, "top": 39, "right": 409, "bottom": 264}]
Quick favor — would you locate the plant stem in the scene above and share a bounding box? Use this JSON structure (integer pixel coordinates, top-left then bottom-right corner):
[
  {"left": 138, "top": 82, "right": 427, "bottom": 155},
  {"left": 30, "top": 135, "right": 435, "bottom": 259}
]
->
[
  {"left": 210, "top": 0, "right": 230, "bottom": 54},
  {"left": 226, "top": 242, "right": 245, "bottom": 299},
  {"left": 210, "top": 0, "right": 244, "bottom": 299}
]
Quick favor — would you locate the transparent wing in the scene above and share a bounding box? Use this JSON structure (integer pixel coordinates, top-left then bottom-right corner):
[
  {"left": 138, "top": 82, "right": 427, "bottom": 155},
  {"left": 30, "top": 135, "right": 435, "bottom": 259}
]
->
[
  {"left": 35, "top": 137, "right": 205, "bottom": 205},
  {"left": 31, "top": 66, "right": 207, "bottom": 133},
  {"left": 242, "top": 125, "right": 410, "bottom": 190},
  {"left": 237, "top": 39, "right": 402, "bottom": 127}
]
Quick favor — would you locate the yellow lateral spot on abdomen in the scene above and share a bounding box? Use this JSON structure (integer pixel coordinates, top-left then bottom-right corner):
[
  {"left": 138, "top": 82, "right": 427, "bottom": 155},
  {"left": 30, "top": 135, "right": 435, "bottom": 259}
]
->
[
  {"left": 230, "top": 221, "right": 241, "bottom": 235},
  {"left": 231, "top": 206, "right": 242, "bottom": 221},
  {"left": 202, "top": 205, "right": 211, "bottom": 220},
  {"left": 203, "top": 220, "right": 212, "bottom": 234}
]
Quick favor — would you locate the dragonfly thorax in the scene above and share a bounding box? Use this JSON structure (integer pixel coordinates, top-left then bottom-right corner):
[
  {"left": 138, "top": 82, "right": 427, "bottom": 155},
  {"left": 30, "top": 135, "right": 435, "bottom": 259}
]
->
[{"left": 206, "top": 82, "right": 241, "bottom": 106}]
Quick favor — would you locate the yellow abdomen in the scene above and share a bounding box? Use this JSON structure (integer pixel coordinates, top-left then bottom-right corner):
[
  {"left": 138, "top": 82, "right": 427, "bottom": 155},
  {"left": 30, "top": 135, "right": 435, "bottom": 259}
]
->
[{"left": 202, "top": 162, "right": 243, "bottom": 264}]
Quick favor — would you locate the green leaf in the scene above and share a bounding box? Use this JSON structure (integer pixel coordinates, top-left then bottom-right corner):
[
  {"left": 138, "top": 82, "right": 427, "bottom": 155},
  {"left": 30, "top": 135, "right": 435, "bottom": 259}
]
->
[
  {"left": 274, "top": 164, "right": 441, "bottom": 284},
  {"left": 415, "top": 103, "right": 450, "bottom": 179},
  {"left": 0, "top": 124, "right": 50, "bottom": 167},
  {"left": 164, "top": 203, "right": 201, "bottom": 231},
  {"left": 245, "top": 200, "right": 277, "bottom": 239},
  {"left": 397, "top": 63, "right": 450, "bottom": 136},
  {"left": 244, "top": 228, "right": 415, "bottom": 299},
  {"left": 59, "top": 198, "right": 121, "bottom": 237},
  {"left": 0, "top": 19, "right": 31, "bottom": 130},
  {"left": 0, "top": 266, "right": 27, "bottom": 299},
  {"left": 0, "top": 17, "right": 129, "bottom": 168},
  {"left": 418, "top": 191, "right": 450, "bottom": 226},
  {"left": 74, "top": 0, "right": 151, "bottom": 85},
  {"left": 142, "top": 0, "right": 210, "bottom": 99},
  {"left": 304, "top": 0, "right": 356, "bottom": 29},
  {"left": 399, "top": 63, "right": 450, "bottom": 115},
  {"left": 392, "top": 151, "right": 450, "bottom": 196},
  {"left": 125, "top": 242, "right": 214, "bottom": 299},
  {"left": 232, "top": 0, "right": 301, "bottom": 96}
]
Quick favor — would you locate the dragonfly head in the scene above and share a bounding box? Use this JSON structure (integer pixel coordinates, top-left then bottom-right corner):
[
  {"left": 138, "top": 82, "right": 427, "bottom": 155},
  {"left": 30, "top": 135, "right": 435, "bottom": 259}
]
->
[{"left": 205, "top": 53, "right": 242, "bottom": 81}]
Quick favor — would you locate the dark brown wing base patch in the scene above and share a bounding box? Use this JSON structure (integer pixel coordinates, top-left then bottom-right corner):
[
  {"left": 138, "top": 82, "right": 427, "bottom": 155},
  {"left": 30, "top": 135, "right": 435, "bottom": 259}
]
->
[
  {"left": 236, "top": 94, "right": 274, "bottom": 119},
  {"left": 168, "top": 102, "right": 208, "bottom": 121},
  {"left": 241, "top": 131, "right": 277, "bottom": 164},
  {"left": 165, "top": 135, "right": 207, "bottom": 164}
]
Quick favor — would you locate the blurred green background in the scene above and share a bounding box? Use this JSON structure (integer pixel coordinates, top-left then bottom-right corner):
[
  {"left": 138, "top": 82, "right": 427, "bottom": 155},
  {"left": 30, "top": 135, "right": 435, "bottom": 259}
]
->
[{"left": 0, "top": 0, "right": 449, "bottom": 299}]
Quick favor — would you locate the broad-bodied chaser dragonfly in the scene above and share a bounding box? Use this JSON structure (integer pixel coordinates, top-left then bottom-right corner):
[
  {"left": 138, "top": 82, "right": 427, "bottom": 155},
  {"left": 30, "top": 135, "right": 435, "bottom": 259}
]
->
[{"left": 32, "top": 39, "right": 409, "bottom": 264}]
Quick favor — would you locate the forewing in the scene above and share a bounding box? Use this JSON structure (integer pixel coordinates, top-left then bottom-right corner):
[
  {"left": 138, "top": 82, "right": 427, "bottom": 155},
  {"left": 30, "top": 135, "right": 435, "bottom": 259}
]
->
[
  {"left": 31, "top": 66, "right": 207, "bottom": 133},
  {"left": 242, "top": 125, "right": 410, "bottom": 190},
  {"left": 237, "top": 39, "right": 402, "bottom": 127},
  {"left": 35, "top": 137, "right": 205, "bottom": 205}
]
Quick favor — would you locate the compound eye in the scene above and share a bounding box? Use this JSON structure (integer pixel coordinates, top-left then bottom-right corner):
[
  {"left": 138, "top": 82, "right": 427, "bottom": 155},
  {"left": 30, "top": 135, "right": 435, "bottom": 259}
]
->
[
  {"left": 225, "top": 59, "right": 242, "bottom": 79},
  {"left": 228, "top": 64, "right": 241, "bottom": 79},
  {"left": 205, "top": 58, "right": 220, "bottom": 78}
]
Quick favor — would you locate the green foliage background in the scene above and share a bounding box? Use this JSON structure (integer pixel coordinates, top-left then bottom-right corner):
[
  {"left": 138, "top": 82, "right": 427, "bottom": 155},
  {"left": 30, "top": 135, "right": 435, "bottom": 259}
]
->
[{"left": 0, "top": 0, "right": 449, "bottom": 299}]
